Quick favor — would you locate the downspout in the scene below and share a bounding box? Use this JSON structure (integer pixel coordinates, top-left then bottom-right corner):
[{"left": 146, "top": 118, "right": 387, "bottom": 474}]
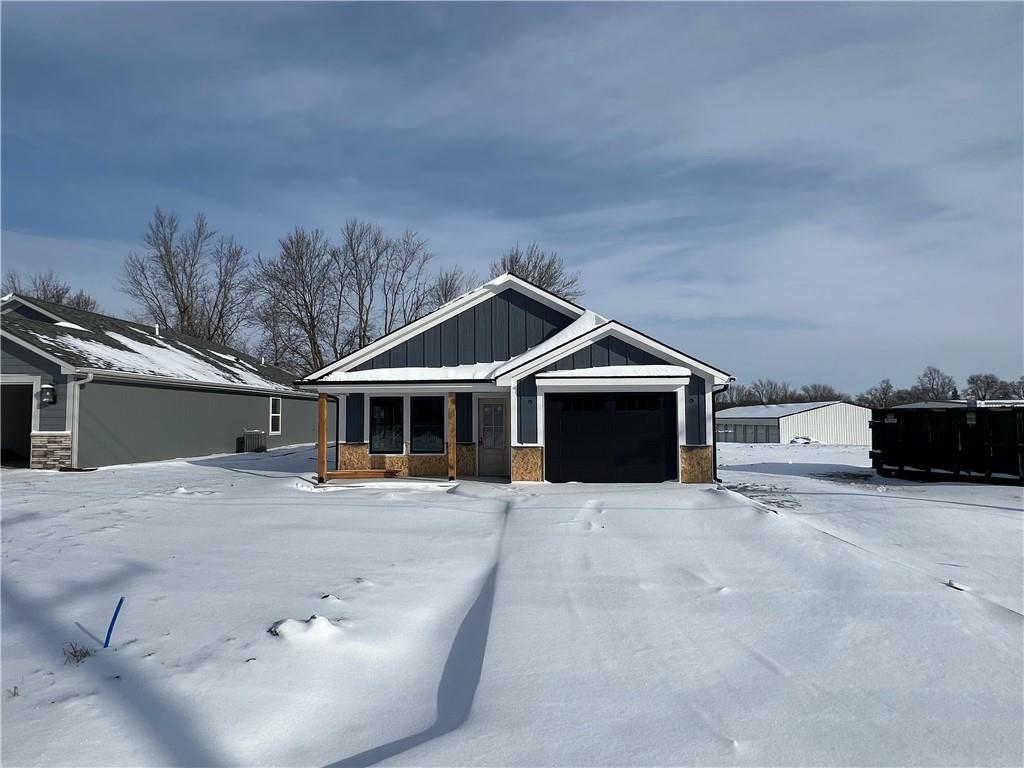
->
[
  {"left": 711, "top": 377, "right": 735, "bottom": 483},
  {"left": 70, "top": 372, "right": 94, "bottom": 468}
]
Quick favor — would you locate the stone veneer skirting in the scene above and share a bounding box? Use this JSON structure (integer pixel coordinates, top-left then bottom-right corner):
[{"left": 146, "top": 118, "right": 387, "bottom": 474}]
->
[
  {"left": 339, "top": 442, "right": 473, "bottom": 478},
  {"left": 30, "top": 433, "right": 72, "bottom": 470},
  {"left": 679, "top": 445, "right": 714, "bottom": 483},
  {"left": 511, "top": 446, "right": 544, "bottom": 482}
]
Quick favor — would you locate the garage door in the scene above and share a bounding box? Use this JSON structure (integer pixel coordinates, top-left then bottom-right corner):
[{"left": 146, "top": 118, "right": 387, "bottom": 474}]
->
[{"left": 545, "top": 393, "right": 678, "bottom": 482}]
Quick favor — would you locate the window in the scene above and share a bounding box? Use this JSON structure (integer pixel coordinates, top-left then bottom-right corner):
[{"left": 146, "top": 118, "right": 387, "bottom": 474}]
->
[
  {"left": 370, "top": 397, "right": 403, "bottom": 454},
  {"left": 269, "top": 397, "right": 282, "bottom": 435},
  {"left": 411, "top": 397, "right": 445, "bottom": 454}
]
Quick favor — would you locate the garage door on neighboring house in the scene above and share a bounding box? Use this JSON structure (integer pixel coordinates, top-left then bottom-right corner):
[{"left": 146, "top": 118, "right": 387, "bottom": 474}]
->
[{"left": 545, "top": 393, "right": 678, "bottom": 482}]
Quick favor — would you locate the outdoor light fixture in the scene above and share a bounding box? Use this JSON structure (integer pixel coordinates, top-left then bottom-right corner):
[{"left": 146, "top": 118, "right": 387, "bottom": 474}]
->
[{"left": 40, "top": 383, "right": 57, "bottom": 405}]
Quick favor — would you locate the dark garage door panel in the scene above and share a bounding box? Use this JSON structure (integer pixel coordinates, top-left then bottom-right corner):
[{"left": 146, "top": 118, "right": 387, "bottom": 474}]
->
[{"left": 545, "top": 393, "right": 677, "bottom": 483}]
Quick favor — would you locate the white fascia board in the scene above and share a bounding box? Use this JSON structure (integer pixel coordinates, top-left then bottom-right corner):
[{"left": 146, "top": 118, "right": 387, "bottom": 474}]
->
[
  {"left": 1, "top": 295, "right": 66, "bottom": 322},
  {"left": 0, "top": 330, "right": 76, "bottom": 373},
  {"left": 302, "top": 274, "right": 584, "bottom": 381},
  {"left": 536, "top": 377, "right": 690, "bottom": 392},
  {"left": 497, "top": 322, "right": 720, "bottom": 386},
  {"left": 312, "top": 382, "right": 506, "bottom": 396}
]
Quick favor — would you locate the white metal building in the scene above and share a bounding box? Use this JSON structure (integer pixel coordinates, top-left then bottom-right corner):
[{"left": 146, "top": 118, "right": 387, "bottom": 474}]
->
[{"left": 717, "top": 401, "right": 871, "bottom": 445}]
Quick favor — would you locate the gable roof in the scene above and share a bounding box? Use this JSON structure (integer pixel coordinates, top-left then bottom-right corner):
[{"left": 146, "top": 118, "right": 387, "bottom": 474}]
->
[
  {"left": 300, "top": 272, "right": 731, "bottom": 384},
  {"left": 301, "top": 273, "right": 585, "bottom": 381},
  {"left": 1, "top": 294, "right": 301, "bottom": 393},
  {"left": 717, "top": 401, "right": 863, "bottom": 419}
]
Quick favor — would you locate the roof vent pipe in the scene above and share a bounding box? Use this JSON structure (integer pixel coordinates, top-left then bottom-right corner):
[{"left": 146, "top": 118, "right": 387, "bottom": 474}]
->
[{"left": 154, "top": 323, "right": 159, "bottom": 336}]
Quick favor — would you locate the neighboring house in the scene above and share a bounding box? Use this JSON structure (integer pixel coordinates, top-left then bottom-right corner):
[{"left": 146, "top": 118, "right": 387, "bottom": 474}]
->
[
  {"left": 297, "top": 273, "right": 732, "bottom": 483},
  {"left": 717, "top": 401, "right": 871, "bottom": 445},
  {"left": 1, "top": 294, "right": 331, "bottom": 469}
]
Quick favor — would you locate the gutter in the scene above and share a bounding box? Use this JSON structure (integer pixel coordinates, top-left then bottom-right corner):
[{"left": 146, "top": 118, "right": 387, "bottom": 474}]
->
[{"left": 711, "top": 377, "right": 736, "bottom": 483}]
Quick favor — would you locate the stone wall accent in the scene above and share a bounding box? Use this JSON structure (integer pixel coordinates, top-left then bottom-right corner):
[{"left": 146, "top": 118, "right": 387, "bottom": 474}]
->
[
  {"left": 30, "top": 433, "right": 72, "bottom": 470},
  {"left": 511, "top": 446, "right": 544, "bottom": 482},
  {"left": 680, "top": 445, "right": 714, "bottom": 483},
  {"left": 456, "top": 444, "right": 476, "bottom": 477}
]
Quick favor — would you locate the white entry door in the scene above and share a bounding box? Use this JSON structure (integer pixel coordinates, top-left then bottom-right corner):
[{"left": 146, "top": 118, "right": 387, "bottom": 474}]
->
[{"left": 478, "top": 399, "right": 509, "bottom": 477}]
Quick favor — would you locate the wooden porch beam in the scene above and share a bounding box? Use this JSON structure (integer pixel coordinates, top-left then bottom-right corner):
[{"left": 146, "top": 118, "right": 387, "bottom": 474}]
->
[
  {"left": 317, "top": 392, "right": 328, "bottom": 482},
  {"left": 448, "top": 391, "right": 456, "bottom": 480}
]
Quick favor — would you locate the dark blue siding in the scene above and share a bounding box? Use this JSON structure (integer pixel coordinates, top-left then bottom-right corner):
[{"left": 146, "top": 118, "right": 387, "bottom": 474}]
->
[
  {"left": 686, "top": 377, "right": 707, "bottom": 445},
  {"left": 456, "top": 393, "right": 473, "bottom": 443},
  {"left": 346, "top": 393, "right": 365, "bottom": 442},
  {"left": 360, "top": 288, "right": 573, "bottom": 370},
  {"left": 517, "top": 376, "right": 538, "bottom": 443}
]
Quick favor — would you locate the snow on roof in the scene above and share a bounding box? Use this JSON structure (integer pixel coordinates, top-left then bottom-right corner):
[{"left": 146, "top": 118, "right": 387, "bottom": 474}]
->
[
  {"left": 537, "top": 364, "right": 691, "bottom": 378},
  {"left": 717, "top": 401, "right": 855, "bottom": 419},
  {"left": 30, "top": 330, "right": 294, "bottom": 391},
  {"left": 318, "top": 309, "right": 608, "bottom": 384}
]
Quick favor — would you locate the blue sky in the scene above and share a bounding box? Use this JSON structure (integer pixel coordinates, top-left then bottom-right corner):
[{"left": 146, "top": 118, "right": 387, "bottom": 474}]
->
[{"left": 2, "top": 2, "right": 1021, "bottom": 391}]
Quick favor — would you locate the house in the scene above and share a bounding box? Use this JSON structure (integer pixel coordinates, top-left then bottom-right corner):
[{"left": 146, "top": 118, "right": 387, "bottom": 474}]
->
[
  {"left": 1, "top": 294, "right": 332, "bottom": 469},
  {"left": 296, "top": 273, "right": 732, "bottom": 483},
  {"left": 717, "top": 401, "right": 871, "bottom": 445},
  {"left": 871, "top": 400, "right": 1023, "bottom": 483}
]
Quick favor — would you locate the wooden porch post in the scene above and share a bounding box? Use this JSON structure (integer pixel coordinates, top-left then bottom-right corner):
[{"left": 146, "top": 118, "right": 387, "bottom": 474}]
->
[
  {"left": 317, "top": 393, "right": 328, "bottom": 483},
  {"left": 447, "top": 391, "right": 457, "bottom": 481}
]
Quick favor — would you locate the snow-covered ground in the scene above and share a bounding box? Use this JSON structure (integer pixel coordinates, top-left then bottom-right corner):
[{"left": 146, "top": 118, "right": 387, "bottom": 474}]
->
[{"left": 2, "top": 444, "right": 1021, "bottom": 766}]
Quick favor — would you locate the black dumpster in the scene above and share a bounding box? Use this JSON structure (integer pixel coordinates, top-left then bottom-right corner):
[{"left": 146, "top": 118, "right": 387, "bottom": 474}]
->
[{"left": 870, "top": 402, "right": 1024, "bottom": 484}]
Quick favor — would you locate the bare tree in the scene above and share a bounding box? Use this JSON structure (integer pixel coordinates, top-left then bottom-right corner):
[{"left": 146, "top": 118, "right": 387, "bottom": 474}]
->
[
  {"left": 964, "top": 373, "right": 1012, "bottom": 400},
  {"left": 716, "top": 382, "right": 754, "bottom": 409},
  {"left": 800, "top": 383, "right": 849, "bottom": 402},
  {"left": 120, "top": 208, "right": 250, "bottom": 344},
  {"left": 431, "top": 266, "right": 477, "bottom": 308},
  {"left": 248, "top": 227, "right": 346, "bottom": 373},
  {"left": 1008, "top": 376, "right": 1024, "bottom": 399},
  {"left": 380, "top": 229, "right": 435, "bottom": 334},
  {"left": 856, "top": 379, "right": 900, "bottom": 408},
  {"left": 337, "top": 220, "right": 388, "bottom": 350},
  {"left": 747, "top": 378, "right": 798, "bottom": 404},
  {"left": 489, "top": 242, "right": 582, "bottom": 301},
  {"left": 914, "top": 366, "right": 958, "bottom": 400},
  {"left": 3, "top": 269, "right": 99, "bottom": 312}
]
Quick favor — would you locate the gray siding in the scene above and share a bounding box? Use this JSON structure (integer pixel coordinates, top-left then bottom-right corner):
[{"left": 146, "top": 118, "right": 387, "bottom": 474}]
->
[
  {"left": 355, "top": 288, "right": 573, "bottom": 370},
  {"left": 517, "top": 336, "right": 672, "bottom": 444},
  {"left": 77, "top": 378, "right": 333, "bottom": 468},
  {"left": 1, "top": 338, "right": 68, "bottom": 431}
]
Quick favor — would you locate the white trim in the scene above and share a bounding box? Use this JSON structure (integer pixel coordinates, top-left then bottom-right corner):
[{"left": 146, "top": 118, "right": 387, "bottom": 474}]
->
[
  {"left": 677, "top": 388, "right": 687, "bottom": 479},
  {"left": 0, "top": 330, "right": 76, "bottom": 373},
  {"left": 509, "top": 381, "right": 519, "bottom": 446},
  {"left": 302, "top": 273, "right": 584, "bottom": 381},
  {"left": 535, "top": 377, "right": 690, "bottom": 392},
  {"left": 311, "top": 382, "right": 504, "bottom": 395},
  {"left": 0, "top": 374, "right": 41, "bottom": 432},
  {"left": 268, "top": 396, "right": 283, "bottom": 435},
  {"left": 1, "top": 295, "right": 66, "bottom": 322},
  {"left": 74, "top": 368, "right": 308, "bottom": 397},
  {"left": 496, "top": 322, "right": 727, "bottom": 386}
]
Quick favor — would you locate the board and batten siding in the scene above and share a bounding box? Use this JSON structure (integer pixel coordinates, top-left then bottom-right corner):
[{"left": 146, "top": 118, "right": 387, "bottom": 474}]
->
[
  {"left": 516, "top": 336, "right": 709, "bottom": 446},
  {"left": 354, "top": 288, "right": 574, "bottom": 371},
  {"left": 76, "top": 378, "right": 333, "bottom": 468},
  {"left": 1, "top": 338, "right": 68, "bottom": 431},
  {"left": 779, "top": 402, "right": 871, "bottom": 445}
]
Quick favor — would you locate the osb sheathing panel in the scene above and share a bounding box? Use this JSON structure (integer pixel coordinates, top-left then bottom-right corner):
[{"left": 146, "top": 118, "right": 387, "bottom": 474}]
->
[
  {"left": 680, "top": 445, "right": 713, "bottom": 483},
  {"left": 407, "top": 453, "right": 448, "bottom": 477},
  {"left": 340, "top": 443, "right": 372, "bottom": 471},
  {"left": 457, "top": 444, "right": 477, "bottom": 477},
  {"left": 511, "top": 446, "right": 544, "bottom": 482}
]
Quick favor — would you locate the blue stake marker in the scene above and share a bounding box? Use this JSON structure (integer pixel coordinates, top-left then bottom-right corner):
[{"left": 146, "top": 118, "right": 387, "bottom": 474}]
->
[{"left": 103, "top": 596, "right": 125, "bottom": 648}]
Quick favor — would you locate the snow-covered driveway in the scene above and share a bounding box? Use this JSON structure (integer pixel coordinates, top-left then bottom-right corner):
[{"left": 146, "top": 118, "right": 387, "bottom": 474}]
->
[{"left": 2, "top": 445, "right": 1021, "bottom": 766}]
